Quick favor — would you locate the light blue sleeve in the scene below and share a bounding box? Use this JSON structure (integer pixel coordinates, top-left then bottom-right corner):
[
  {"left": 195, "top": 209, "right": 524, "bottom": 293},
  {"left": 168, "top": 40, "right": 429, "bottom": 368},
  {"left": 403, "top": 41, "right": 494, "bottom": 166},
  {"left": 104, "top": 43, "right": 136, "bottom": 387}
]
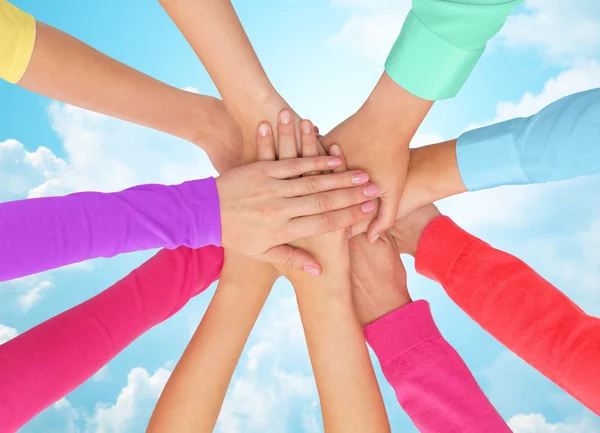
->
[{"left": 456, "top": 88, "right": 600, "bottom": 191}]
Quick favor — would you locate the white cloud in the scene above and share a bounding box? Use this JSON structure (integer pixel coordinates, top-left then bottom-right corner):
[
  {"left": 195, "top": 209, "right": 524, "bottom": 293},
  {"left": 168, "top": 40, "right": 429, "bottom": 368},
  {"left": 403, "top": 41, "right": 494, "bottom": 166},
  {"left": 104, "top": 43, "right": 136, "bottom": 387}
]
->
[
  {"left": 500, "top": 0, "right": 600, "bottom": 64},
  {"left": 183, "top": 86, "right": 199, "bottom": 94},
  {"left": 467, "top": 59, "right": 600, "bottom": 131},
  {"left": 217, "top": 293, "right": 319, "bottom": 433},
  {"left": 92, "top": 366, "right": 110, "bottom": 383},
  {"left": 327, "top": 0, "right": 410, "bottom": 64},
  {"left": 85, "top": 367, "right": 171, "bottom": 433},
  {"left": 508, "top": 413, "right": 600, "bottom": 433},
  {"left": 18, "top": 279, "right": 54, "bottom": 312},
  {"left": 0, "top": 324, "right": 18, "bottom": 344},
  {"left": 53, "top": 398, "right": 81, "bottom": 433},
  {"left": 410, "top": 133, "right": 445, "bottom": 149},
  {"left": 1, "top": 102, "right": 217, "bottom": 203}
]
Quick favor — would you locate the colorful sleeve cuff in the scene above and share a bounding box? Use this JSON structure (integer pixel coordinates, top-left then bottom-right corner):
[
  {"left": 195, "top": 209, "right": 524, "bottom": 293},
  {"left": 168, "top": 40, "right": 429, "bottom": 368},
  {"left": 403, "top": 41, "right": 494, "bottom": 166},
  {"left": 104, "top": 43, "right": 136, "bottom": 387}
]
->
[
  {"left": 187, "top": 176, "right": 222, "bottom": 248},
  {"left": 415, "top": 216, "right": 477, "bottom": 284},
  {"left": 363, "top": 300, "right": 441, "bottom": 366},
  {"left": 385, "top": 11, "right": 484, "bottom": 101},
  {"left": 0, "top": 1, "right": 36, "bottom": 84},
  {"left": 456, "top": 117, "right": 530, "bottom": 191}
]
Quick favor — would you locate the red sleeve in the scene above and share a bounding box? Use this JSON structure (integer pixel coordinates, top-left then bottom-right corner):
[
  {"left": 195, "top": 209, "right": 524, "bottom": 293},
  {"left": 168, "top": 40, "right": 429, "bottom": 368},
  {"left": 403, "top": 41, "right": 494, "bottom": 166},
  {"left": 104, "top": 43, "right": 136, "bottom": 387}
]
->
[
  {"left": 0, "top": 246, "right": 224, "bottom": 433},
  {"left": 415, "top": 216, "right": 600, "bottom": 415}
]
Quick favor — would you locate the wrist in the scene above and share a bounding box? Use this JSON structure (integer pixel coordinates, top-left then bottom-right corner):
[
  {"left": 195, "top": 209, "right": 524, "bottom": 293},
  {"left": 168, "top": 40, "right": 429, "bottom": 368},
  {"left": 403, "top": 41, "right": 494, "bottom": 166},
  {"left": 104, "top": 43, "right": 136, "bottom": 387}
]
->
[{"left": 360, "top": 72, "right": 433, "bottom": 138}]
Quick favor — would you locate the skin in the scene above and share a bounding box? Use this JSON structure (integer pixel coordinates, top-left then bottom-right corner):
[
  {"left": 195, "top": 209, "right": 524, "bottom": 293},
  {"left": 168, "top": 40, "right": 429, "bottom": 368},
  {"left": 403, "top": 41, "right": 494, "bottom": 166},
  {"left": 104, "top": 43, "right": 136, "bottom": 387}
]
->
[
  {"left": 18, "top": 21, "right": 241, "bottom": 173},
  {"left": 216, "top": 152, "right": 377, "bottom": 271},
  {"left": 321, "top": 73, "right": 433, "bottom": 242},
  {"left": 276, "top": 122, "right": 391, "bottom": 433},
  {"left": 389, "top": 204, "right": 443, "bottom": 257},
  {"left": 349, "top": 232, "right": 412, "bottom": 327}
]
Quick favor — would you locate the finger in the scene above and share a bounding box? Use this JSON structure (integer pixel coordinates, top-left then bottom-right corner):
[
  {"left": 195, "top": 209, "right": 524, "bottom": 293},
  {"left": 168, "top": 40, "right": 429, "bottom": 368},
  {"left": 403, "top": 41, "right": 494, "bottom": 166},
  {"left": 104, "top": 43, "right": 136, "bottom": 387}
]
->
[
  {"left": 256, "top": 122, "right": 276, "bottom": 161},
  {"left": 286, "top": 183, "right": 380, "bottom": 217},
  {"left": 300, "top": 120, "right": 321, "bottom": 176},
  {"left": 367, "top": 197, "right": 399, "bottom": 243},
  {"left": 277, "top": 109, "right": 298, "bottom": 160},
  {"left": 258, "top": 244, "right": 322, "bottom": 276},
  {"left": 284, "top": 170, "right": 370, "bottom": 197},
  {"left": 347, "top": 199, "right": 379, "bottom": 238},
  {"left": 328, "top": 144, "right": 348, "bottom": 173},
  {"left": 265, "top": 156, "right": 342, "bottom": 179},
  {"left": 285, "top": 201, "right": 376, "bottom": 242},
  {"left": 314, "top": 125, "right": 320, "bottom": 134}
]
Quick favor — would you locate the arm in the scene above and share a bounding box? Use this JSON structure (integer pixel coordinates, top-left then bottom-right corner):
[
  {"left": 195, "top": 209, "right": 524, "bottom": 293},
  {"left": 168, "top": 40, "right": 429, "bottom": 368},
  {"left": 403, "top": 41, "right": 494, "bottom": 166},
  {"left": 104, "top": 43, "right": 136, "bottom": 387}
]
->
[
  {"left": 0, "top": 1, "right": 240, "bottom": 173},
  {"left": 350, "top": 233, "right": 509, "bottom": 433},
  {"left": 386, "top": 0, "right": 523, "bottom": 101},
  {"left": 158, "top": 0, "right": 311, "bottom": 161},
  {"left": 392, "top": 206, "right": 600, "bottom": 415},
  {"left": 147, "top": 250, "right": 277, "bottom": 433},
  {"left": 0, "top": 178, "right": 220, "bottom": 281},
  {"left": 277, "top": 124, "right": 389, "bottom": 432},
  {"left": 0, "top": 245, "right": 224, "bottom": 433},
  {"left": 397, "top": 87, "right": 600, "bottom": 219}
]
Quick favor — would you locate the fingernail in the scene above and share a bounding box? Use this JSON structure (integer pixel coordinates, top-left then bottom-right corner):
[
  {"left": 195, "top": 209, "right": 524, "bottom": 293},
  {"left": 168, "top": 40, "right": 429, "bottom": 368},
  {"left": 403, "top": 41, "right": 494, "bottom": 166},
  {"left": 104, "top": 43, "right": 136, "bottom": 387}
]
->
[
  {"left": 330, "top": 145, "right": 341, "bottom": 157},
  {"left": 363, "top": 184, "right": 379, "bottom": 197},
  {"left": 346, "top": 227, "right": 352, "bottom": 239},
  {"left": 258, "top": 123, "right": 269, "bottom": 137},
  {"left": 352, "top": 172, "right": 369, "bottom": 185},
  {"left": 370, "top": 234, "right": 380, "bottom": 243},
  {"left": 361, "top": 201, "right": 375, "bottom": 213},
  {"left": 280, "top": 109, "right": 291, "bottom": 125},
  {"left": 301, "top": 121, "right": 312, "bottom": 134},
  {"left": 328, "top": 157, "right": 342, "bottom": 167},
  {"left": 303, "top": 265, "right": 321, "bottom": 276}
]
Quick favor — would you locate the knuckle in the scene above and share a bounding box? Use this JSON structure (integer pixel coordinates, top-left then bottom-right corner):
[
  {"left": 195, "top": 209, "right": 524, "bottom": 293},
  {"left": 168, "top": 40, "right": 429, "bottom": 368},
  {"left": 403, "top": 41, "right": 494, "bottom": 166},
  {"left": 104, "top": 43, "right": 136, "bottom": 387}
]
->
[
  {"left": 283, "top": 251, "right": 296, "bottom": 269},
  {"left": 315, "top": 194, "right": 332, "bottom": 213},
  {"left": 305, "top": 178, "right": 319, "bottom": 194},
  {"left": 320, "top": 213, "right": 336, "bottom": 232}
]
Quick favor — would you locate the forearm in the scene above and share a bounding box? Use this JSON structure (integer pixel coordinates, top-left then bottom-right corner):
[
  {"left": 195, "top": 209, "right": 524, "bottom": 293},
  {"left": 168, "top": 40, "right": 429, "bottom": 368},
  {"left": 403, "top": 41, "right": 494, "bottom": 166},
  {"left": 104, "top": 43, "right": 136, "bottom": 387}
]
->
[
  {"left": 365, "top": 300, "right": 509, "bottom": 433},
  {"left": 0, "top": 245, "right": 224, "bottom": 433},
  {"left": 17, "top": 21, "right": 222, "bottom": 148},
  {"left": 148, "top": 253, "right": 274, "bottom": 433},
  {"left": 158, "top": 0, "right": 275, "bottom": 116},
  {"left": 292, "top": 265, "right": 390, "bottom": 432},
  {"left": 415, "top": 216, "right": 600, "bottom": 414},
  {"left": 0, "top": 178, "right": 220, "bottom": 281}
]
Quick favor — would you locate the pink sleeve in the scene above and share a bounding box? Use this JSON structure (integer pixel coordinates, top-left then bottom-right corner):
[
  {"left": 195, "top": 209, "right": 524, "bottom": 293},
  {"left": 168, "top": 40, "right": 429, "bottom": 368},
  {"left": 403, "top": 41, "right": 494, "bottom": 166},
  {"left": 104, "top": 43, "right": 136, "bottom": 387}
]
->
[
  {"left": 415, "top": 215, "right": 600, "bottom": 415},
  {"left": 0, "top": 245, "right": 224, "bottom": 433},
  {"left": 364, "top": 300, "right": 510, "bottom": 433}
]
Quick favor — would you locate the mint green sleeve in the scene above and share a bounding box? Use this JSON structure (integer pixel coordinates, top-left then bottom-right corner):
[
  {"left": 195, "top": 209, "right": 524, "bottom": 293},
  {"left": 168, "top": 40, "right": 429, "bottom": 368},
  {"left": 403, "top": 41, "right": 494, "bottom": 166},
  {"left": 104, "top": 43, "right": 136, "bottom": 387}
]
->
[{"left": 385, "top": 0, "right": 523, "bottom": 101}]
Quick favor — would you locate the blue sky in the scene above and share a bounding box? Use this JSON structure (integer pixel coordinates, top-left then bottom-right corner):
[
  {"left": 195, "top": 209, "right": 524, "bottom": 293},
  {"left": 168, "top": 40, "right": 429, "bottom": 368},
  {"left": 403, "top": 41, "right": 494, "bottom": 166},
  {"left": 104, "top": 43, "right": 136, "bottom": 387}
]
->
[{"left": 1, "top": 0, "right": 600, "bottom": 432}]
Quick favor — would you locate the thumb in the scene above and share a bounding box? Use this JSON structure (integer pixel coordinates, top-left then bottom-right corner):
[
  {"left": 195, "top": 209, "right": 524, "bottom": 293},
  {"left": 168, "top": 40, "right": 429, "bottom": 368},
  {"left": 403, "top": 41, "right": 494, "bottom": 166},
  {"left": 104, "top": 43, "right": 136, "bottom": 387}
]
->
[
  {"left": 367, "top": 196, "right": 397, "bottom": 243},
  {"left": 259, "top": 245, "right": 323, "bottom": 276}
]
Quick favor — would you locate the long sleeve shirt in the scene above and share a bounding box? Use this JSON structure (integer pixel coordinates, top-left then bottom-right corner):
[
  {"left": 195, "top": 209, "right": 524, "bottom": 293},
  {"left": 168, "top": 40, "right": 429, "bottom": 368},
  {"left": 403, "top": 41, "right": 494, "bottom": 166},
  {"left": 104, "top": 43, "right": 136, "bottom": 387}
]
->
[
  {"left": 386, "top": 0, "right": 523, "bottom": 100},
  {"left": 364, "top": 300, "right": 510, "bottom": 432},
  {"left": 0, "top": 178, "right": 221, "bottom": 282},
  {"left": 0, "top": 245, "right": 224, "bottom": 433},
  {"left": 416, "top": 216, "right": 600, "bottom": 415},
  {"left": 0, "top": 0, "right": 35, "bottom": 83},
  {"left": 457, "top": 88, "right": 600, "bottom": 190}
]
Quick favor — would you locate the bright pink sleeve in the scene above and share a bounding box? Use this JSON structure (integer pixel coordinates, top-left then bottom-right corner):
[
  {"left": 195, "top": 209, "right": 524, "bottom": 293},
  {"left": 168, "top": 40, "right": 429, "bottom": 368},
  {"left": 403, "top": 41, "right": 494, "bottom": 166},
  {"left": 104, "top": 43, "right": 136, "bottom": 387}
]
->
[
  {"left": 416, "top": 216, "right": 600, "bottom": 415},
  {"left": 0, "top": 245, "right": 224, "bottom": 433},
  {"left": 364, "top": 300, "right": 509, "bottom": 433}
]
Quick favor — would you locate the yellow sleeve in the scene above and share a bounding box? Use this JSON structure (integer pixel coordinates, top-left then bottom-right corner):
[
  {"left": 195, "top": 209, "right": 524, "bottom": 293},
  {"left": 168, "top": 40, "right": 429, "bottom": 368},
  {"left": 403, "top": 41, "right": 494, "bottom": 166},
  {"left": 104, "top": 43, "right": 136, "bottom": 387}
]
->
[{"left": 0, "top": 0, "right": 36, "bottom": 84}]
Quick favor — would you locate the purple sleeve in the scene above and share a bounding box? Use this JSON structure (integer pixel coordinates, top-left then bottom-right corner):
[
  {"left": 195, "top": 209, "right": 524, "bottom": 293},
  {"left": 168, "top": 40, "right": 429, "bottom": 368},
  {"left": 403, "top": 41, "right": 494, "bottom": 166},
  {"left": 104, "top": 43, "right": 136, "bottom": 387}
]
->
[
  {"left": 364, "top": 300, "right": 510, "bottom": 433},
  {"left": 0, "top": 177, "right": 221, "bottom": 282}
]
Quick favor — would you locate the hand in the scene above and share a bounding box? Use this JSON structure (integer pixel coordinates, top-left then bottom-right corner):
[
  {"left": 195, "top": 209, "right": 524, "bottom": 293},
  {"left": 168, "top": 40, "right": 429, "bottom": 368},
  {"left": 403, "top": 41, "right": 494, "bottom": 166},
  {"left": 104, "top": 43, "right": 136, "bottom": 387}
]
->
[
  {"left": 321, "top": 73, "right": 433, "bottom": 242},
  {"left": 349, "top": 232, "right": 411, "bottom": 327},
  {"left": 263, "top": 110, "right": 369, "bottom": 279},
  {"left": 389, "top": 204, "right": 442, "bottom": 257},
  {"left": 216, "top": 125, "right": 378, "bottom": 273}
]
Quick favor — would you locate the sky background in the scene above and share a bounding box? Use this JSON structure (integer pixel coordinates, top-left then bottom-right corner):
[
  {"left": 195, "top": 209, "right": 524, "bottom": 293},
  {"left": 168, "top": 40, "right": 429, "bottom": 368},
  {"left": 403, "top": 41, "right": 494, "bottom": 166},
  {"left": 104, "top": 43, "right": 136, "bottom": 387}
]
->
[{"left": 1, "top": 0, "right": 600, "bottom": 432}]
